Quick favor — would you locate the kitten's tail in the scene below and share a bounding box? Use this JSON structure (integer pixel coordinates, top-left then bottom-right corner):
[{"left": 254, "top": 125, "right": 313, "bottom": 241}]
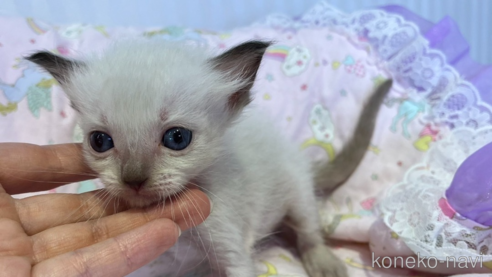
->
[{"left": 315, "top": 79, "right": 393, "bottom": 192}]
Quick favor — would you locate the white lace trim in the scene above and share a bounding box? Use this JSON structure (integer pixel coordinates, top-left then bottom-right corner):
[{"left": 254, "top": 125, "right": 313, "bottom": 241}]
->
[
  {"left": 254, "top": 1, "right": 492, "bottom": 129},
  {"left": 255, "top": 1, "right": 492, "bottom": 260},
  {"left": 379, "top": 127, "right": 492, "bottom": 261}
]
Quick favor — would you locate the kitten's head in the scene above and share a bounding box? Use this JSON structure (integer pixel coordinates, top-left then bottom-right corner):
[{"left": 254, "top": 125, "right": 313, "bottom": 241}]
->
[{"left": 27, "top": 40, "right": 270, "bottom": 207}]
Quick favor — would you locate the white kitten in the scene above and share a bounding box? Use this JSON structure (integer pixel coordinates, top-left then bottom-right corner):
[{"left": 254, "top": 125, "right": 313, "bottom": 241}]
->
[{"left": 27, "top": 40, "right": 392, "bottom": 277}]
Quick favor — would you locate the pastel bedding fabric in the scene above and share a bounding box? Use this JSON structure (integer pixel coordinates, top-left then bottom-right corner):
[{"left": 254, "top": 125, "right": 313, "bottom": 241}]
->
[{"left": 2, "top": 1, "right": 492, "bottom": 276}]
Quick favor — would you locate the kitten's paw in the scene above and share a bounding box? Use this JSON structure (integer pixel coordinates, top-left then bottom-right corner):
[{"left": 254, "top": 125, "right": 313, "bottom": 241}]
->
[{"left": 301, "top": 245, "right": 348, "bottom": 277}]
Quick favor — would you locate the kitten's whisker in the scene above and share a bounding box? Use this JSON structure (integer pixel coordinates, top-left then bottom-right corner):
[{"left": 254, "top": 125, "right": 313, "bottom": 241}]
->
[
  {"left": 47, "top": 188, "right": 107, "bottom": 230},
  {"left": 184, "top": 182, "right": 228, "bottom": 272},
  {"left": 173, "top": 191, "right": 194, "bottom": 276},
  {"left": 180, "top": 191, "right": 216, "bottom": 272},
  {"left": 82, "top": 186, "right": 121, "bottom": 223},
  {"left": 39, "top": 189, "right": 110, "bottom": 244},
  {"left": 166, "top": 187, "right": 188, "bottom": 272},
  {"left": 95, "top": 190, "right": 114, "bottom": 224},
  {"left": 169, "top": 192, "right": 176, "bottom": 223},
  {"left": 157, "top": 188, "right": 180, "bottom": 274},
  {"left": 184, "top": 189, "right": 208, "bottom": 227},
  {"left": 169, "top": 192, "right": 210, "bottom": 275},
  {"left": 83, "top": 189, "right": 111, "bottom": 222},
  {"left": 112, "top": 192, "right": 119, "bottom": 220},
  {"left": 157, "top": 189, "right": 166, "bottom": 216},
  {"left": 155, "top": 187, "right": 179, "bottom": 271}
]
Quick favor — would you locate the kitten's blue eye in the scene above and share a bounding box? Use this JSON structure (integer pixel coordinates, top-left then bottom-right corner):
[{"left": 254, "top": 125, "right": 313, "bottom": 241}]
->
[
  {"left": 162, "top": 127, "right": 192, "bottom": 151},
  {"left": 90, "top": 131, "right": 114, "bottom": 152}
]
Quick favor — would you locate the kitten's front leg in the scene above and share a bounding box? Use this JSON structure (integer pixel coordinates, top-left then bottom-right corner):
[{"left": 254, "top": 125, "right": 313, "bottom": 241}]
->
[
  {"left": 215, "top": 257, "right": 256, "bottom": 277},
  {"left": 202, "top": 232, "right": 256, "bottom": 277},
  {"left": 196, "top": 217, "right": 257, "bottom": 277},
  {"left": 288, "top": 190, "right": 348, "bottom": 277}
]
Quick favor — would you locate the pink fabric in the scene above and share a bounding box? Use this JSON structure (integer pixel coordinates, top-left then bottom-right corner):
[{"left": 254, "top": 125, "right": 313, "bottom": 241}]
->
[{"left": 0, "top": 15, "right": 488, "bottom": 276}]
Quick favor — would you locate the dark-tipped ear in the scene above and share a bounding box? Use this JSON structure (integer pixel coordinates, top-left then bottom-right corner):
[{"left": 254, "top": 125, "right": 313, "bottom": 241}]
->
[
  {"left": 25, "top": 51, "right": 83, "bottom": 85},
  {"left": 210, "top": 40, "right": 272, "bottom": 114}
]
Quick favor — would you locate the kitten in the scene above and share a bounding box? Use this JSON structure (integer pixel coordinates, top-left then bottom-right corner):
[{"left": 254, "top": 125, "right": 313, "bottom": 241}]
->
[{"left": 27, "top": 40, "right": 392, "bottom": 277}]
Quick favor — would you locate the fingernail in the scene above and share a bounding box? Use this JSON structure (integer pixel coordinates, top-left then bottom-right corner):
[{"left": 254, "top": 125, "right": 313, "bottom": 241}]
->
[{"left": 176, "top": 224, "right": 182, "bottom": 237}]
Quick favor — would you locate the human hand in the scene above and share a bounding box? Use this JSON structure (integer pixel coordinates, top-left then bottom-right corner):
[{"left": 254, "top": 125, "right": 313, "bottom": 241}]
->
[{"left": 0, "top": 143, "right": 211, "bottom": 277}]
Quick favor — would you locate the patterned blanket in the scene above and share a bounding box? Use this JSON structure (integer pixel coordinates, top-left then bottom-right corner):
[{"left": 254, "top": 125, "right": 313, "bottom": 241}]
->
[{"left": 2, "top": 2, "right": 492, "bottom": 276}]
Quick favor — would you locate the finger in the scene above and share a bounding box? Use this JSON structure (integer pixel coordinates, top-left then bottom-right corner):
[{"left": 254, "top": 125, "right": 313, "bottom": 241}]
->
[
  {"left": 18, "top": 188, "right": 209, "bottom": 236},
  {"left": 0, "top": 184, "right": 33, "bottom": 260},
  {"left": 0, "top": 143, "right": 95, "bottom": 195},
  {"left": 0, "top": 184, "right": 21, "bottom": 221},
  {"left": 17, "top": 189, "right": 127, "bottom": 235},
  {"left": 31, "top": 188, "right": 211, "bottom": 263},
  {"left": 32, "top": 218, "right": 180, "bottom": 277},
  {"left": 0, "top": 256, "right": 31, "bottom": 277}
]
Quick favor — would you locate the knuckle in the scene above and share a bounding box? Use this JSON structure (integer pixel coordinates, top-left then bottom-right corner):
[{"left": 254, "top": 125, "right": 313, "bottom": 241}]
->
[
  {"left": 70, "top": 249, "right": 92, "bottom": 277},
  {"left": 90, "top": 221, "right": 110, "bottom": 243},
  {"left": 113, "top": 237, "right": 134, "bottom": 270},
  {"left": 16, "top": 200, "right": 36, "bottom": 232}
]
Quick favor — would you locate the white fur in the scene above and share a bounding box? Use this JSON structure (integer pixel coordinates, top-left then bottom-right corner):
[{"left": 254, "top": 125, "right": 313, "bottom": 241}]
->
[{"left": 61, "top": 40, "right": 346, "bottom": 276}]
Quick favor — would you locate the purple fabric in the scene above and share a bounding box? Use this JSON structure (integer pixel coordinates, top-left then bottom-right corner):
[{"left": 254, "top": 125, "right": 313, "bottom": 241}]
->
[
  {"left": 381, "top": 5, "right": 492, "bottom": 105},
  {"left": 445, "top": 142, "right": 492, "bottom": 226},
  {"left": 381, "top": 5, "right": 492, "bottom": 226}
]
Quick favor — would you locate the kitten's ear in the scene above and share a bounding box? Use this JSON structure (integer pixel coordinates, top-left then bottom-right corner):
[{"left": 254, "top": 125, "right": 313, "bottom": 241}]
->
[
  {"left": 210, "top": 40, "right": 271, "bottom": 114},
  {"left": 25, "top": 51, "right": 84, "bottom": 85}
]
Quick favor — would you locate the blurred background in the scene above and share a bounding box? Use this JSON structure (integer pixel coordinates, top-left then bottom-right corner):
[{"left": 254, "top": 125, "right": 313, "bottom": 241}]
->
[{"left": 1, "top": 0, "right": 491, "bottom": 64}]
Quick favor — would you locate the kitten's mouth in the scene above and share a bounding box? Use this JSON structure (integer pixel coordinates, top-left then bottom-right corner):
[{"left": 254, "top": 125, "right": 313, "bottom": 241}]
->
[
  {"left": 118, "top": 185, "right": 187, "bottom": 208},
  {"left": 119, "top": 191, "right": 163, "bottom": 208}
]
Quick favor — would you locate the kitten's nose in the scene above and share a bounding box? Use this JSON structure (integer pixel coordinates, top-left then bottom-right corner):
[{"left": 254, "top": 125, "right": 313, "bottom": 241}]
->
[{"left": 124, "top": 178, "right": 148, "bottom": 191}]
